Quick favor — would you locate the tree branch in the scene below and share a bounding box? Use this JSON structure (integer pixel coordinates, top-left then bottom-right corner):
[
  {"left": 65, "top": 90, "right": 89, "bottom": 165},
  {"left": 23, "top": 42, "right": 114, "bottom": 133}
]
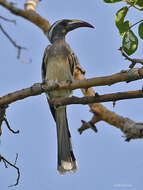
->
[
  {"left": 0, "top": 66, "right": 142, "bottom": 141},
  {"left": 0, "top": 24, "right": 26, "bottom": 58},
  {"left": 0, "top": 154, "right": 20, "bottom": 187},
  {"left": 119, "top": 47, "right": 143, "bottom": 68},
  {"left": 0, "top": 68, "right": 143, "bottom": 105},
  {"left": 0, "top": 0, "right": 50, "bottom": 35},
  {"left": 78, "top": 115, "right": 143, "bottom": 141},
  {"left": 4, "top": 118, "right": 19, "bottom": 134},
  {"left": 0, "top": 15, "right": 16, "bottom": 24},
  {"left": 124, "top": 0, "right": 143, "bottom": 11},
  {"left": 0, "top": 104, "right": 8, "bottom": 135},
  {"left": 73, "top": 64, "right": 143, "bottom": 141},
  {"left": 50, "top": 90, "right": 143, "bottom": 106}
]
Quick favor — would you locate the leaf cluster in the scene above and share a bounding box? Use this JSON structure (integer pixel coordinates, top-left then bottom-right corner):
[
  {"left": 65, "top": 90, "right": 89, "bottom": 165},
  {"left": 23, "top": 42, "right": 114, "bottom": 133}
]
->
[{"left": 104, "top": 0, "right": 143, "bottom": 55}]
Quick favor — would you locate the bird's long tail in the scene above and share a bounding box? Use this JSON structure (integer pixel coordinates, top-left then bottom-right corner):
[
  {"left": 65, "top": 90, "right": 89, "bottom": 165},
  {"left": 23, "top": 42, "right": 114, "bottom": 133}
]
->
[{"left": 55, "top": 106, "right": 77, "bottom": 174}]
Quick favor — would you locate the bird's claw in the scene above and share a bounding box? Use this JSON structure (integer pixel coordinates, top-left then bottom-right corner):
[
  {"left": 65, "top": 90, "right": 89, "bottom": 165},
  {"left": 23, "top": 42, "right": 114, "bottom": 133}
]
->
[
  {"left": 66, "top": 79, "right": 72, "bottom": 85},
  {"left": 42, "top": 79, "right": 59, "bottom": 91},
  {"left": 47, "top": 79, "right": 59, "bottom": 87}
]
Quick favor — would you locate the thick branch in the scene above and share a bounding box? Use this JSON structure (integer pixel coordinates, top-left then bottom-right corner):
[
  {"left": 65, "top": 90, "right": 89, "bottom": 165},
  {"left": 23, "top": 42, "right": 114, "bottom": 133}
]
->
[
  {"left": 43, "top": 67, "right": 143, "bottom": 89},
  {"left": 0, "top": 83, "right": 44, "bottom": 105},
  {"left": 0, "top": 0, "right": 50, "bottom": 35},
  {"left": 51, "top": 90, "right": 143, "bottom": 106},
  {"left": 0, "top": 68, "right": 143, "bottom": 105}
]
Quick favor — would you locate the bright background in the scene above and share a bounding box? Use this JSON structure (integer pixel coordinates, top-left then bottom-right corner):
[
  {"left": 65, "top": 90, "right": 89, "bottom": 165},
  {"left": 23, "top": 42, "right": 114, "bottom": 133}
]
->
[{"left": 0, "top": 0, "right": 143, "bottom": 189}]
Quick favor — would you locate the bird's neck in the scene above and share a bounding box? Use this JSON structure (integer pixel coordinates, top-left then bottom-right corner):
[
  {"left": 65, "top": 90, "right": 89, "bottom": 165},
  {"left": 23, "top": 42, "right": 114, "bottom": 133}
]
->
[{"left": 51, "top": 36, "right": 65, "bottom": 44}]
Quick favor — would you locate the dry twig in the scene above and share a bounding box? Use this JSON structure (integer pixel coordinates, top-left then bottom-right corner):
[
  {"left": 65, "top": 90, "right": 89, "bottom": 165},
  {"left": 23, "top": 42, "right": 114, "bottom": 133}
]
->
[
  {"left": 0, "top": 24, "right": 26, "bottom": 58},
  {"left": 4, "top": 118, "right": 19, "bottom": 134},
  {"left": 0, "top": 154, "right": 20, "bottom": 187},
  {"left": 124, "top": 0, "right": 143, "bottom": 11},
  {"left": 0, "top": 15, "right": 16, "bottom": 24},
  {"left": 119, "top": 47, "right": 143, "bottom": 68}
]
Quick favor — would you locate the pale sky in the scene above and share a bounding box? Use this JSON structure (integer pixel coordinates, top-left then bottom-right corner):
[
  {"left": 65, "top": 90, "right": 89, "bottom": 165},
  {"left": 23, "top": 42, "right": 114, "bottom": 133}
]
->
[{"left": 0, "top": 1, "right": 143, "bottom": 190}]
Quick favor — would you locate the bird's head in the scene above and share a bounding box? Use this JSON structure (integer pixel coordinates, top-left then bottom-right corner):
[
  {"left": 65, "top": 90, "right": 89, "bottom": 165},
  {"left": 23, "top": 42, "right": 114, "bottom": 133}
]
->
[{"left": 48, "top": 19, "right": 94, "bottom": 43}]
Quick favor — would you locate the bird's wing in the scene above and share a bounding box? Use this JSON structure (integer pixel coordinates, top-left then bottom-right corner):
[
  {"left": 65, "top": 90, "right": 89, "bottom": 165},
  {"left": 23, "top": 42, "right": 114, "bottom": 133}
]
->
[
  {"left": 42, "top": 45, "right": 51, "bottom": 82},
  {"left": 67, "top": 52, "right": 78, "bottom": 77},
  {"left": 42, "top": 45, "right": 57, "bottom": 120},
  {"left": 67, "top": 51, "right": 86, "bottom": 80}
]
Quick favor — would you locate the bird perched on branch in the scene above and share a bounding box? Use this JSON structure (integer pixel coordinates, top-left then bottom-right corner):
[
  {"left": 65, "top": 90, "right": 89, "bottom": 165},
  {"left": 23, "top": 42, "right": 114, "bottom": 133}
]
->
[{"left": 42, "top": 19, "right": 94, "bottom": 174}]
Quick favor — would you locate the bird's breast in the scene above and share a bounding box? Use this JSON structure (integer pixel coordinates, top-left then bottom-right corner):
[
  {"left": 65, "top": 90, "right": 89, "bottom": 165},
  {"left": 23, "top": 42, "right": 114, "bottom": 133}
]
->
[{"left": 46, "top": 56, "right": 72, "bottom": 82}]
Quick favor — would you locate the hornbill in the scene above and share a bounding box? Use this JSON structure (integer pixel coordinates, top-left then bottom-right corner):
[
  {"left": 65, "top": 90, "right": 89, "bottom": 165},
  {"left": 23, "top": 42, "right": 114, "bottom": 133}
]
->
[{"left": 42, "top": 19, "right": 94, "bottom": 174}]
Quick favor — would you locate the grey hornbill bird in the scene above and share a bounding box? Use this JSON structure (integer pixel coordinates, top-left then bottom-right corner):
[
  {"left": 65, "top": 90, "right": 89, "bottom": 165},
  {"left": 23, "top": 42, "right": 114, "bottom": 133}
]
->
[{"left": 42, "top": 19, "right": 94, "bottom": 174}]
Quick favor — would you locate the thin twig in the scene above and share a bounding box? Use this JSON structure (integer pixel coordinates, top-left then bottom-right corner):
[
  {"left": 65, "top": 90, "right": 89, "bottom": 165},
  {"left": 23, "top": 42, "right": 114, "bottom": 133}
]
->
[
  {"left": 0, "top": 154, "right": 20, "bottom": 187},
  {"left": 2, "top": 159, "right": 8, "bottom": 168},
  {"left": 124, "top": 0, "right": 143, "bottom": 11},
  {"left": 119, "top": 47, "right": 143, "bottom": 68},
  {"left": 4, "top": 118, "right": 19, "bottom": 134},
  {"left": 130, "top": 19, "right": 143, "bottom": 29},
  {"left": 14, "top": 153, "right": 18, "bottom": 166},
  {"left": 0, "top": 24, "right": 26, "bottom": 58},
  {"left": 78, "top": 120, "right": 98, "bottom": 134},
  {"left": 0, "top": 15, "right": 16, "bottom": 24}
]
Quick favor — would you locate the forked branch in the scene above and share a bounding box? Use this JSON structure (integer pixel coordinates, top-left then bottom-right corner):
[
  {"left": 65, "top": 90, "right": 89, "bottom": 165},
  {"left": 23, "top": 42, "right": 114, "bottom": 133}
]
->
[{"left": 0, "top": 154, "right": 20, "bottom": 187}]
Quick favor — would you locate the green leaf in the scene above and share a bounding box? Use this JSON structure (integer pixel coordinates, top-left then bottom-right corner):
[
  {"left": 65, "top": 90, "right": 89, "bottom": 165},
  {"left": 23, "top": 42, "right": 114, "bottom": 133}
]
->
[
  {"left": 131, "top": 0, "right": 138, "bottom": 2},
  {"left": 136, "top": 0, "right": 143, "bottom": 7},
  {"left": 115, "top": 7, "right": 130, "bottom": 35},
  {"left": 122, "top": 30, "right": 138, "bottom": 55},
  {"left": 104, "top": 0, "right": 122, "bottom": 3},
  {"left": 119, "top": 21, "right": 131, "bottom": 36},
  {"left": 115, "top": 7, "right": 128, "bottom": 27},
  {"left": 138, "top": 23, "right": 143, "bottom": 39}
]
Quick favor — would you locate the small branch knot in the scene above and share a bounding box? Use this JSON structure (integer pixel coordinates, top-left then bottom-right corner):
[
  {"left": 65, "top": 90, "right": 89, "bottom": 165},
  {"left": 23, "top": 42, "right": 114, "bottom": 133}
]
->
[
  {"left": 0, "top": 104, "right": 8, "bottom": 135},
  {"left": 126, "top": 68, "right": 140, "bottom": 82}
]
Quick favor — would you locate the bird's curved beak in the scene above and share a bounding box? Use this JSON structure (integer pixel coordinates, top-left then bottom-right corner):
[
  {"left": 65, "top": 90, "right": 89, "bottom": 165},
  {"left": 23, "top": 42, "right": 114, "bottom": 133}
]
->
[{"left": 67, "top": 19, "right": 94, "bottom": 32}]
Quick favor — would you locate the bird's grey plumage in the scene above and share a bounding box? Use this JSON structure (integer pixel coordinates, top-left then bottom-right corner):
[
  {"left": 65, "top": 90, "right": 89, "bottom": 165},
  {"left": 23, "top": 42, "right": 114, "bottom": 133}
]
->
[
  {"left": 42, "top": 19, "right": 94, "bottom": 174},
  {"left": 42, "top": 39, "right": 78, "bottom": 174}
]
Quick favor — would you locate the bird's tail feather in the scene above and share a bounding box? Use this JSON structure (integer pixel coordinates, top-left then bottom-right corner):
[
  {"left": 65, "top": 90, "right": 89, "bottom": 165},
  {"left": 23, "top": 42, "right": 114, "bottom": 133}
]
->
[{"left": 55, "top": 106, "right": 77, "bottom": 174}]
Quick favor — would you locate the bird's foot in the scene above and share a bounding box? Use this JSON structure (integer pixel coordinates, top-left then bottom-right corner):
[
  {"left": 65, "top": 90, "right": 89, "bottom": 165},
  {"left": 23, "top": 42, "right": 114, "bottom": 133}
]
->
[
  {"left": 66, "top": 79, "right": 73, "bottom": 85},
  {"left": 42, "top": 79, "right": 59, "bottom": 91}
]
